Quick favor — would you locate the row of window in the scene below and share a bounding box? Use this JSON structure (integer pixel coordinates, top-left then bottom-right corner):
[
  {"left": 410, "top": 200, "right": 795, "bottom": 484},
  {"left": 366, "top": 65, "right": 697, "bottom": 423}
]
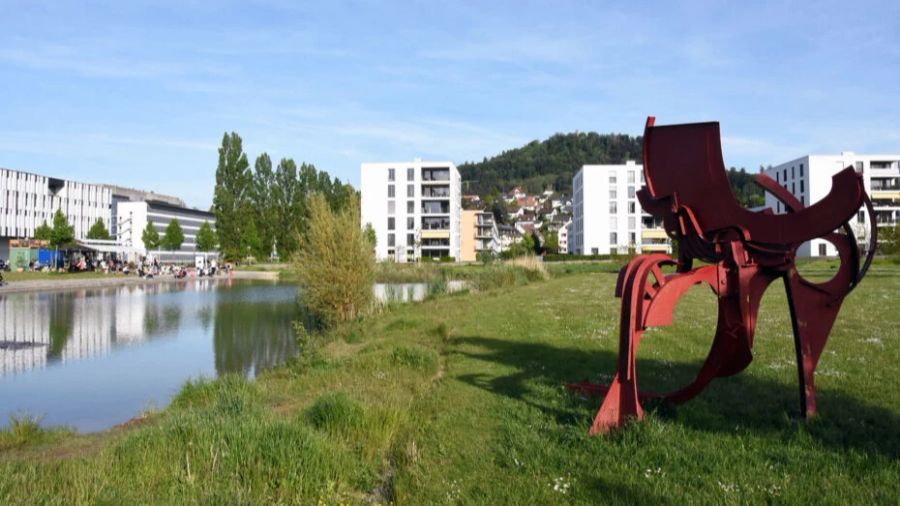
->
[
  {"left": 775, "top": 163, "right": 805, "bottom": 184},
  {"left": 387, "top": 168, "right": 416, "bottom": 182}
]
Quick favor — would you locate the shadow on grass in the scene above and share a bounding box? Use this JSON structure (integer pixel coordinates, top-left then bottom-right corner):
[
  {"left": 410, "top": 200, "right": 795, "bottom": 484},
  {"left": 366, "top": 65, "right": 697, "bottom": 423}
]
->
[{"left": 455, "top": 336, "right": 900, "bottom": 460}]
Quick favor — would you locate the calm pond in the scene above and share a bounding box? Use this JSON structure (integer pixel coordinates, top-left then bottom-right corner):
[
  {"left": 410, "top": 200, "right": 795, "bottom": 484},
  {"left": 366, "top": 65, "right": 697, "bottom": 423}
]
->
[
  {"left": 0, "top": 279, "right": 298, "bottom": 432},
  {"left": 0, "top": 279, "right": 455, "bottom": 432}
]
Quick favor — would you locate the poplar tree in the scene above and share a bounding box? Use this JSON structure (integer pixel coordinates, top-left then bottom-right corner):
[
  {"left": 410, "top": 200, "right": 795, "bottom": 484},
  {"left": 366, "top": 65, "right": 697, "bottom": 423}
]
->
[
  {"left": 212, "top": 132, "right": 251, "bottom": 261},
  {"left": 274, "top": 158, "right": 299, "bottom": 259},
  {"left": 251, "top": 152, "right": 276, "bottom": 259}
]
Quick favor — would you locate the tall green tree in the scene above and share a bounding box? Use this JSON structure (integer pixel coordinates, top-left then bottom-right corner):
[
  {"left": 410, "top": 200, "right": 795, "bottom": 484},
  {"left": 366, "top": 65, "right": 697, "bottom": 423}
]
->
[
  {"left": 162, "top": 219, "right": 185, "bottom": 251},
  {"left": 212, "top": 132, "right": 251, "bottom": 261},
  {"left": 274, "top": 158, "right": 300, "bottom": 259},
  {"left": 34, "top": 220, "right": 52, "bottom": 241},
  {"left": 86, "top": 218, "right": 111, "bottom": 240},
  {"left": 196, "top": 221, "right": 217, "bottom": 252},
  {"left": 240, "top": 216, "right": 262, "bottom": 260},
  {"left": 50, "top": 209, "right": 75, "bottom": 249},
  {"left": 251, "top": 152, "right": 277, "bottom": 260},
  {"left": 142, "top": 221, "right": 160, "bottom": 250}
]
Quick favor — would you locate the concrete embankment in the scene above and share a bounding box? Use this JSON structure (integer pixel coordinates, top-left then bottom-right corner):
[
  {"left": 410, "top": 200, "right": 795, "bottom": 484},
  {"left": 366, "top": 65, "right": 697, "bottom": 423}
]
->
[{"left": 0, "top": 270, "right": 280, "bottom": 294}]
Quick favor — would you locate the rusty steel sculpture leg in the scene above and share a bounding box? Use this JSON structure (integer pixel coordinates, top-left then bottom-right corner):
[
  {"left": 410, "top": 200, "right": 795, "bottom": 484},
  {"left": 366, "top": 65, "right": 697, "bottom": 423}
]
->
[{"left": 576, "top": 250, "right": 781, "bottom": 434}]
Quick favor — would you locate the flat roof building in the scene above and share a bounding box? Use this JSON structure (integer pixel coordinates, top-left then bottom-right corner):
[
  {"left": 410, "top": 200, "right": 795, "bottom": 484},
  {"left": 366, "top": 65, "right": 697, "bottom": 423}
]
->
[
  {"left": 1, "top": 167, "right": 112, "bottom": 259},
  {"left": 762, "top": 153, "right": 900, "bottom": 257},
  {"left": 360, "top": 159, "right": 461, "bottom": 262},
  {"left": 117, "top": 200, "right": 217, "bottom": 262},
  {"left": 570, "top": 161, "right": 669, "bottom": 256}
]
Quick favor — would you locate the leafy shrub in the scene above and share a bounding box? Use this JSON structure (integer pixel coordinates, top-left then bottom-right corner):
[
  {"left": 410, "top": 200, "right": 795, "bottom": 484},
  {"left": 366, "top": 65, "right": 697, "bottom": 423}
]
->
[
  {"left": 292, "top": 194, "right": 374, "bottom": 327},
  {"left": 307, "top": 392, "right": 364, "bottom": 432}
]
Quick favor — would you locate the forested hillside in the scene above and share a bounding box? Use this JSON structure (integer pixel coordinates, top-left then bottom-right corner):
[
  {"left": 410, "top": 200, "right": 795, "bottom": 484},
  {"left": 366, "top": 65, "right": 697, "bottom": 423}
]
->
[
  {"left": 458, "top": 131, "right": 765, "bottom": 207},
  {"left": 458, "top": 132, "right": 643, "bottom": 196}
]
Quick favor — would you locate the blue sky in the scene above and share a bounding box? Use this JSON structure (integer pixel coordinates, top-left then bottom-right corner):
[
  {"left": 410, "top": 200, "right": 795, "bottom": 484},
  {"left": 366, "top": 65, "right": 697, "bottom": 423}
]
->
[{"left": 1, "top": 1, "right": 898, "bottom": 208}]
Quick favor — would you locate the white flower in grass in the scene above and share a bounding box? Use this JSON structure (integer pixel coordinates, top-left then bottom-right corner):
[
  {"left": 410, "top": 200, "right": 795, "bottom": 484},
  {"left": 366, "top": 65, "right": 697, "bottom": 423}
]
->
[
  {"left": 643, "top": 467, "right": 663, "bottom": 479},
  {"left": 551, "top": 476, "right": 573, "bottom": 494}
]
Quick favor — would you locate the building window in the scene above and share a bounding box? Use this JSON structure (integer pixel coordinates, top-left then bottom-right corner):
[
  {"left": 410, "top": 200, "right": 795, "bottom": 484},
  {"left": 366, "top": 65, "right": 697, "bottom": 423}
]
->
[
  {"left": 388, "top": 217, "right": 395, "bottom": 230},
  {"left": 388, "top": 201, "right": 395, "bottom": 215},
  {"left": 628, "top": 217, "right": 636, "bottom": 229},
  {"left": 609, "top": 201, "right": 617, "bottom": 214},
  {"left": 610, "top": 232, "right": 618, "bottom": 245},
  {"left": 792, "top": 183, "right": 795, "bottom": 194},
  {"left": 407, "top": 168, "right": 414, "bottom": 180},
  {"left": 630, "top": 232, "right": 636, "bottom": 245},
  {"left": 818, "top": 243, "right": 827, "bottom": 256},
  {"left": 791, "top": 166, "right": 795, "bottom": 179},
  {"left": 858, "top": 211, "right": 865, "bottom": 223},
  {"left": 407, "top": 217, "right": 414, "bottom": 229},
  {"left": 628, "top": 202, "right": 636, "bottom": 214},
  {"left": 407, "top": 184, "right": 414, "bottom": 197},
  {"left": 609, "top": 189, "right": 617, "bottom": 199},
  {"left": 776, "top": 172, "right": 780, "bottom": 183},
  {"left": 609, "top": 216, "right": 617, "bottom": 229},
  {"left": 407, "top": 233, "right": 415, "bottom": 246},
  {"left": 628, "top": 171, "right": 635, "bottom": 184},
  {"left": 388, "top": 169, "right": 395, "bottom": 182},
  {"left": 800, "top": 180, "right": 804, "bottom": 193},
  {"left": 609, "top": 175, "right": 616, "bottom": 184},
  {"left": 407, "top": 201, "right": 414, "bottom": 213},
  {"left": 388, "top": 233, "right": 395, "bottom": 247},
  {"left": 855, "top": 161, "right": 863, "bottom": 172},
  {"left": 388, "top": 185, "right": 395, "bottom": 198},
  {"left": 628, "top": 186, "right": 635, "bottom": 199},
  {"left": 800, "top": 163, "right": 804, "bottom": 177},
  {"left": 783, "top": 169, "right": 787, "bottom": 181}
]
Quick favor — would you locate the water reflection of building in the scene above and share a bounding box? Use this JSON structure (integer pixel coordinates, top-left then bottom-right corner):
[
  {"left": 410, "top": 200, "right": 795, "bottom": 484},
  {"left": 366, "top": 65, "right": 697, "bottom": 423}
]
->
[{"left": 0, "top": 281, "right": 220, "bottom": 376}]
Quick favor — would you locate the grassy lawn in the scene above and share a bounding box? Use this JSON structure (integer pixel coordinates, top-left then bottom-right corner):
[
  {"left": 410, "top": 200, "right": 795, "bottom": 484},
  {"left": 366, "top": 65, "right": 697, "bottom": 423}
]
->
[
  {"left": 2, "top": 271, "right": 115, "bottom": 282},
  {"left": 1, "top": 265, "right": 897, "bottom": 503}
]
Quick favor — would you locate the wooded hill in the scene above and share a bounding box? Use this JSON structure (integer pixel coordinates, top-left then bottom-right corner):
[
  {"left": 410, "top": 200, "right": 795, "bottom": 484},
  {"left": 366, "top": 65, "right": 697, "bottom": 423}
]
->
[
  {"left": 458, "top": 132, "right": 643, "bottom": 196},
  {"left": 458, "top": 131, "right": 764, "bottom": 208}
]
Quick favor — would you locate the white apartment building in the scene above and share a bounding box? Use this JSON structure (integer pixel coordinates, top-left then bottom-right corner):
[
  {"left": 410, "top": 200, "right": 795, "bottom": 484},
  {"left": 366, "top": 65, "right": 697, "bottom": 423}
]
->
[
  {"left": 360, "top": 159, "right": 461, "bottom": 262},
  {"left": 569, "top": 161, "right": 669, "bottom": 255},
  {"left": 763, "top": 153, "right": 900, "bottom": 257},
  {"left": 1, "top": 167, "right": 112, "bottom": 259}
]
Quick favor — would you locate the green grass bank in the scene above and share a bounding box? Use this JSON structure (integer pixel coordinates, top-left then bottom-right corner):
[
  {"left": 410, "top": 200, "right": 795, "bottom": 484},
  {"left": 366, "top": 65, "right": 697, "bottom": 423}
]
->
[{"left": 1, "top": 264, "right": 898, "bottom": 503}]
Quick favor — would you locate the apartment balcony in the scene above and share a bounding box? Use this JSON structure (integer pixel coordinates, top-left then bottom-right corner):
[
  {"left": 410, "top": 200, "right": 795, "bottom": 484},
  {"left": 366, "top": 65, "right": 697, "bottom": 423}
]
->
[
  {"left": 421, "top": 201, "right": 451, "bottom": 215},
  {"left": 421, "top": 169, "right": 450, "bottom": 183},
  {"left": 421, "top": 230, "right": 450, "bottom": 240},
  {"left": 421, "top": 187, "right": 451, "bottom": 198},
  {"left": 871, "top": 190, "right": 900, "bottom": 202},
  {"left": 642, "top": 228, "right": 667, "bottom": 240},
  {"left": 641, "top": 243, "right": 669, "bottom": 253}
]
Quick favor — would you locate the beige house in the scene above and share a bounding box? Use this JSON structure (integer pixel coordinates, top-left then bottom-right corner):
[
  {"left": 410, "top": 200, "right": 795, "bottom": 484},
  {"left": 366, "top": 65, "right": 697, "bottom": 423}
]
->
[{"left": 461, "top": 210, "right": 500, "bottom": 262}]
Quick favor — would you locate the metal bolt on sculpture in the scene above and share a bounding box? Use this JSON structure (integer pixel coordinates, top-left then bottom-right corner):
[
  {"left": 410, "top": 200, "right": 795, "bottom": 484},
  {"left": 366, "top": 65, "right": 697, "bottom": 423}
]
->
[{"left": 568, "top": 117, "right": 876, "bottom": 435}]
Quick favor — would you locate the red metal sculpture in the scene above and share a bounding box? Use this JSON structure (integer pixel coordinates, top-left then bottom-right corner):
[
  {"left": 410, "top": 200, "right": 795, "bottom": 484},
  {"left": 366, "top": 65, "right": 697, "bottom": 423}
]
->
[{"left": 569, "top": 117, "right": 876, "bottom": 435}]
